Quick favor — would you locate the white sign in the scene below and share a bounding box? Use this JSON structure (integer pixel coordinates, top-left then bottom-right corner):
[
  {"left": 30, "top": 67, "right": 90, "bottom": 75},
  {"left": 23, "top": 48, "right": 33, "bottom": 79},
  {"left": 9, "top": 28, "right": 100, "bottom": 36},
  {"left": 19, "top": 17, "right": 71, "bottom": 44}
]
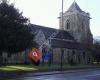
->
[{"left": 32, "top": 52, "right": 38, "bottom": 56}]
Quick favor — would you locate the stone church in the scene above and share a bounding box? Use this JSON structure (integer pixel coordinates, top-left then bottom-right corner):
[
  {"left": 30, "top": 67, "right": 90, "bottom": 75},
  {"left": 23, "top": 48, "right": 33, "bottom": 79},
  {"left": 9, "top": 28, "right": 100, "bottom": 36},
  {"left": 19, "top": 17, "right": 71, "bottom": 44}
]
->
[
  {"left": 59, "top": 1, "right": 93, "bottom": 45},
  {"left": 0, "top": 1, "right": 93, "bottom": 64},
  {"left": 30, "top": 1, "right": 93, "bottom": 64}
]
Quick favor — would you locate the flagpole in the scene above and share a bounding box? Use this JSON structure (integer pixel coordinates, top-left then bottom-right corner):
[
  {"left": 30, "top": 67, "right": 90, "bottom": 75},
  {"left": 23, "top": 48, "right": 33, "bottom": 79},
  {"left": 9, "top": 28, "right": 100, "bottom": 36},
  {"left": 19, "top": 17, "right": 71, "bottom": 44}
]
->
[
  {"left": 61, "top": 0, "right": 64, "bottom": 71},
  {"left": 62, "top": 0, "right": 63, "bottom": 29}
]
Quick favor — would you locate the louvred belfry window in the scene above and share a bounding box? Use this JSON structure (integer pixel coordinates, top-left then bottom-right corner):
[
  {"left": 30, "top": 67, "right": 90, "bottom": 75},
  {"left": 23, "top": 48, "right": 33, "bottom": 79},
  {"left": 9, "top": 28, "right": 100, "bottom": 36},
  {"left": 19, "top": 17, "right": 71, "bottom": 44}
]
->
[{"left": 66, "top": 20, "right": 70, "bottom": 30}]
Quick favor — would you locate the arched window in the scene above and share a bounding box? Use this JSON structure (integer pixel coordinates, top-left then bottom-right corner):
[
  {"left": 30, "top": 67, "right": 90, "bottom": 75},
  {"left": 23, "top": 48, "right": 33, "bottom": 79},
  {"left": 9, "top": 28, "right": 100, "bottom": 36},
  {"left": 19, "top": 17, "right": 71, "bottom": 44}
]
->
[
  {"left": 83, "top": 52, "right": 85, "bottom": 59},
  {"left": 72, "top": 50, "right": 75, "bottom": 55},
  {"left": 66, "top": 20, "right": 70, "bottom": 30}
]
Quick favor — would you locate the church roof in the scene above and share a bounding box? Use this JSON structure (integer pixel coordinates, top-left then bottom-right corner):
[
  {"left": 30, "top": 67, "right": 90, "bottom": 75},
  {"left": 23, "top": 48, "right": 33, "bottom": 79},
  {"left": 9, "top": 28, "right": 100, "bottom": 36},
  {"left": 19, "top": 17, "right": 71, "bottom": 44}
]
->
[
  {"left": 30, "top": 24, "right": 83, "bottom": 49},
  {"left": 30, "top": 24, "right": 56, "bottom": 39},
  {"left": 53, "top": 30, "right": 74, "bottom": 40},
  {"left": 31, "top": 24, "right": 74, "bottom": 40},
  {"left": 51, "top": 39, "right": 83, "bottom": 50},
  {"left": 67, "top": 1, "right": 82, "bottom": 12}
]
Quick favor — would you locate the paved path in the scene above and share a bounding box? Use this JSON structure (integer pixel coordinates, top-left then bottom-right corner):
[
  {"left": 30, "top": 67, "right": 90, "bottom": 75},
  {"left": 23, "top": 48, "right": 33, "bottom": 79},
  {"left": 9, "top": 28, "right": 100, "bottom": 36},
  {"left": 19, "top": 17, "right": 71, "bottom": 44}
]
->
[{"left": 1, "top": 69, "right": 100, "bottom": 80}]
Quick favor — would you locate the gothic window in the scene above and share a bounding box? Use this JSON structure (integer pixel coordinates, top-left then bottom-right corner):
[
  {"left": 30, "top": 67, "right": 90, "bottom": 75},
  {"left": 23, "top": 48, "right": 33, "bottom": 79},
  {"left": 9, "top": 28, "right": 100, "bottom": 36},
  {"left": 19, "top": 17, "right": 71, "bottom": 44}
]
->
[
  {"left": 66, "top": 20, "right": 70, "bottom": 30},
  {"left": 72, "top": 50, "right": 75, "bottom": 55},
  {"left": 78, "top": 54, "right": 80, "bottom": 64},
  {"left": 83, "top": 52, "right": 85, "bottom": 59}
]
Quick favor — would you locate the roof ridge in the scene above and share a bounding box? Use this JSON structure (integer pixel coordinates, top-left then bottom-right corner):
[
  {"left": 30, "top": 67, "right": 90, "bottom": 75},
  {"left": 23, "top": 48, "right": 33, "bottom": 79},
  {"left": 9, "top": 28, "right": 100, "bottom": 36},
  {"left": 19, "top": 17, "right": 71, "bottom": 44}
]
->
[
  {"left": 31, "top": 24, "right": 58, "bottom": 30},
  {"left": 67, "top": 1, "right": 82, "bottom": 12}
]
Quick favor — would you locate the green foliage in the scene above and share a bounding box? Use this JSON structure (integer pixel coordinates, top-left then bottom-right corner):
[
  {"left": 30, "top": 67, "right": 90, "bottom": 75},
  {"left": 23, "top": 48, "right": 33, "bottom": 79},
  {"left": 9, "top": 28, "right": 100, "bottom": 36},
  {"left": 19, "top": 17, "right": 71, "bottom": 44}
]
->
[
  {"left": 0, "top": 1, "right": 37, "bottom": 52},
  {"left": 91, "top": 41, "right": 100, "bottom": 62},
  {"left": 0, "top": 64, "right": 100, "bottom": 71},
  {"left": 0, "top": 65, "right": 37, "bottom": 71}
]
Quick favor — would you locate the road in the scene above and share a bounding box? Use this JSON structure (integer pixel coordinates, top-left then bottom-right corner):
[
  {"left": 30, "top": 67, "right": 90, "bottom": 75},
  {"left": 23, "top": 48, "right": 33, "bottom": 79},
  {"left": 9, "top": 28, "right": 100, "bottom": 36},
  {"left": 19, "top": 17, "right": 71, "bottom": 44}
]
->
[{"left": 2, "top": 69, "right": 100, "bottom": 80}]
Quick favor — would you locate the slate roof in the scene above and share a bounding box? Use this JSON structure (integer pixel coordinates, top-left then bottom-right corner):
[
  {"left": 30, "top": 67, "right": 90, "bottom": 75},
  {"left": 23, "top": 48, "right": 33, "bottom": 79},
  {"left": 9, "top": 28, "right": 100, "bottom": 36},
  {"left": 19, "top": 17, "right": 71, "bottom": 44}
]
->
[
  {"left": 31, "top": 24, "right": 74, "bottom": 40},
  {"left": 67, "top": 1, "right": 82, "bottom": 12},
  {"left": 54, "top": 30, "right": 74, "bottom": 40},
  {"left": 30, "top": 24, "right": 83, "bottom": 50},
  {"left": 51, "top": 39, "right": 83, "bottom": 50},
  {"left": 31, "top": 24, "right": 56, "bottom": 39}
]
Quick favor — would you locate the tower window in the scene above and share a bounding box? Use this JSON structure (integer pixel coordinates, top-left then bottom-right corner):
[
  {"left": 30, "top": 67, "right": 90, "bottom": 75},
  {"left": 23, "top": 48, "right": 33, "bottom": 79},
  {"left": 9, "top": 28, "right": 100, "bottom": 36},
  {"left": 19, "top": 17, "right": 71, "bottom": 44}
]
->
[{"left": 66, "top": 20, "right": 70, "bottom": 30}]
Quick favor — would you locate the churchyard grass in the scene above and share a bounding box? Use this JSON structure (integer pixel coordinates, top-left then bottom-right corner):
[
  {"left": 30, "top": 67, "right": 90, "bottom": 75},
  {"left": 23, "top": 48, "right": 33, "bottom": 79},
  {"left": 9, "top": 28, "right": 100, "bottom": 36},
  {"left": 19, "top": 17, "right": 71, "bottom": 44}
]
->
[{"left": 0, "top": 64, "right": 100, "bottom": 72}]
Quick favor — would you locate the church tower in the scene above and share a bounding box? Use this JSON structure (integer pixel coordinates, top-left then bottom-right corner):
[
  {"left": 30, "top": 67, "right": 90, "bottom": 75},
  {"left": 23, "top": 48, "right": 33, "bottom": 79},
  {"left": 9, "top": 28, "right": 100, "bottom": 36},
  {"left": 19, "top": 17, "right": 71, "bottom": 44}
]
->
[{"left": 59, "top": 1, "right": 93, "bottom": 44}]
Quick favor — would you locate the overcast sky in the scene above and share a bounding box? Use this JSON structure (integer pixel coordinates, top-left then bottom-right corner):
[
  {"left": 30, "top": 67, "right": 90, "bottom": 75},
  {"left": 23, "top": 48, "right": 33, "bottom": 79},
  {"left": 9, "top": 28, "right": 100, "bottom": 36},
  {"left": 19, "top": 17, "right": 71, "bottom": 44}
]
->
[{"left": 9, "top": 0, "right": 100, "bottom": 37}]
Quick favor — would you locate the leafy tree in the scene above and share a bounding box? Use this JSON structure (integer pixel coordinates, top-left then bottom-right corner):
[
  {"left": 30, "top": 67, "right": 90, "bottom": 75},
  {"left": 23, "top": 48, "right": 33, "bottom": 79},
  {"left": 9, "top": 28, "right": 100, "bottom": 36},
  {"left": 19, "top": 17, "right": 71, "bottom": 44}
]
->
[
  {"left": 81, "top": 39, "right": 100, "bottom": 64},
  {"left": 91, "top": 41, "right": 100, "bottom": 62},
  {"left": 0, "top": 1, "right": 37, "bottom": 53}
]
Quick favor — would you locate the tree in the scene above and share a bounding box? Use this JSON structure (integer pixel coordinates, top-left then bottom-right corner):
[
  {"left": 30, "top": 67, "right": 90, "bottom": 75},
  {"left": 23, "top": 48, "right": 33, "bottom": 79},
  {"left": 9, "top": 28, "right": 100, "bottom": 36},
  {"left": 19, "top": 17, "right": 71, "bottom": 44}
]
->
[
  {"left": 91, "top": 41, "right": 100, "bottom": 63},
  {"left": 0, "top": 1, "right": 37, "bottom": 53}
]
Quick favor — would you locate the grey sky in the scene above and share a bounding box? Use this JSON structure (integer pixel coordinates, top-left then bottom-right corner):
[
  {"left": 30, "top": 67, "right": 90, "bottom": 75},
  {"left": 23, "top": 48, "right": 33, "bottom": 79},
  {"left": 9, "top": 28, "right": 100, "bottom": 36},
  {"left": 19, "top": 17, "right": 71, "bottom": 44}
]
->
[{"left": 10, "top": 0, "right": 100, "bottom": 37}]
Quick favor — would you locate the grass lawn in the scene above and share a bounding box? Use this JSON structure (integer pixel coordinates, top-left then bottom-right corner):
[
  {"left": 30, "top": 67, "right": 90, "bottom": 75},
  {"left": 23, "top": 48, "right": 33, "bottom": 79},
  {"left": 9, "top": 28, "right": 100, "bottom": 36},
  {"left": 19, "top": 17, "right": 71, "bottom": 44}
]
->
[
  {"left": 0, "top": 65, "right": 38, "bottom": 71},
  {"left": 0, "top": 64, "right": 100, "bottom": 72}
]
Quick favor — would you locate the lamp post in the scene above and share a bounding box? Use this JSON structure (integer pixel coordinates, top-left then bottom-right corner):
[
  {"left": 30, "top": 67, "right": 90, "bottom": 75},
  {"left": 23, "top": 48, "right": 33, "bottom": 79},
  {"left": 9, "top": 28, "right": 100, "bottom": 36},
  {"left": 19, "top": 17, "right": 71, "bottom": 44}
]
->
[
  {"left": 60, "top": 0, "right": 64, "bottom": 71},
  {"left": 61, "top": 0, "right": 64, "bottom": 29}
]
